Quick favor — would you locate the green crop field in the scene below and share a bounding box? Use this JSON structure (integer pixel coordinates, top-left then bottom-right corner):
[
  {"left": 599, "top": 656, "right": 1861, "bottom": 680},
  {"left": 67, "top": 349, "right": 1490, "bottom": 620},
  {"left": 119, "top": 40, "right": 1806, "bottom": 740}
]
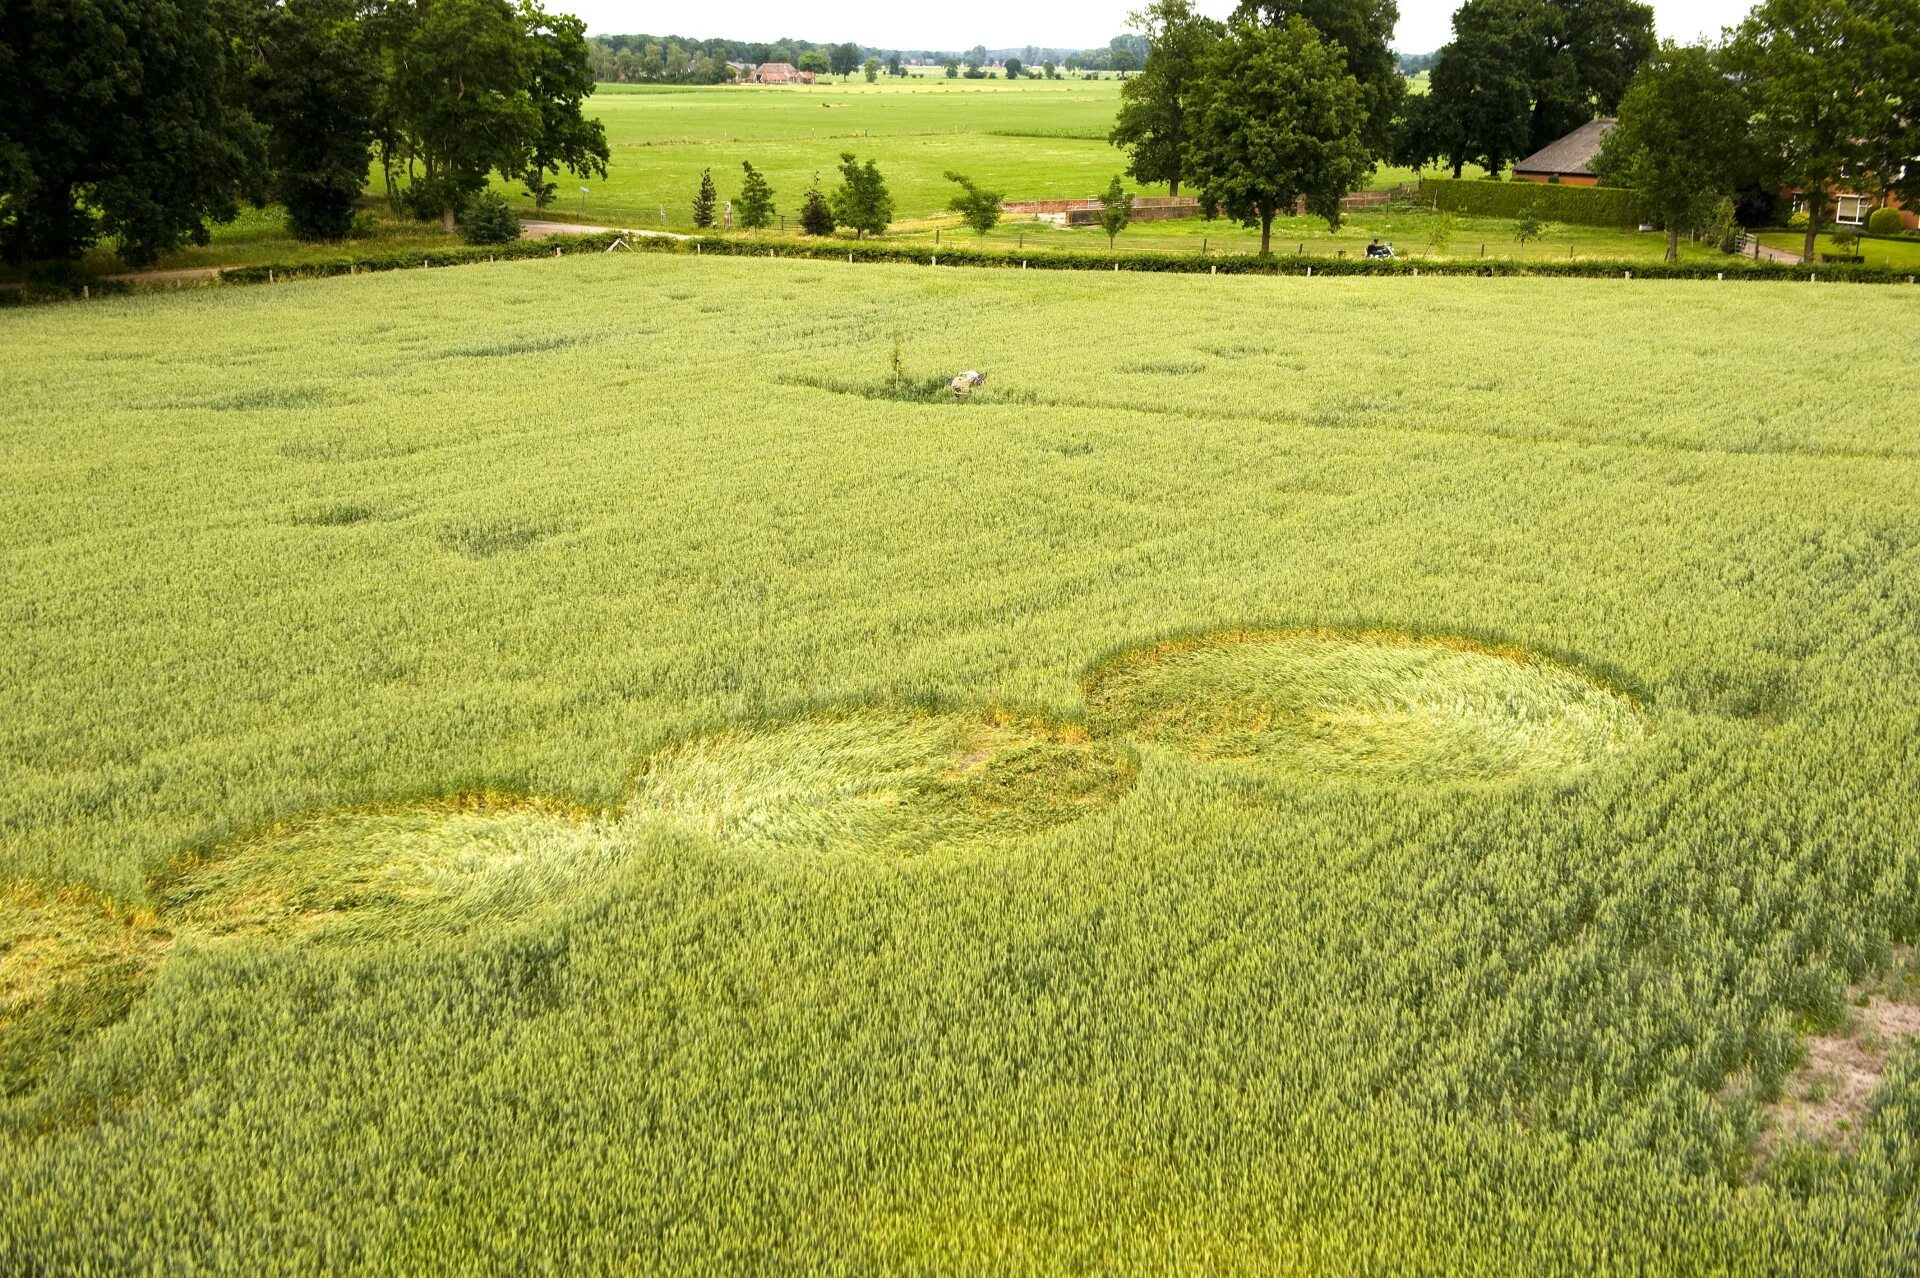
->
[
  {"left": 4, "top": 256, "right": 1920, "bottom": 1273},
  {"left": 492, "top": 78, "right": 1442, "bottom": 230}
]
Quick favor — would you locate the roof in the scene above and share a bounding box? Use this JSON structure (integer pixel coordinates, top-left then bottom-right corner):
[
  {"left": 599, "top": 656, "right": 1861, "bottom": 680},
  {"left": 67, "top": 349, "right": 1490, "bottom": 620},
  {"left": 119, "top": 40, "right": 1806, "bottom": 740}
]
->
[
  {"left": 1514, "top": 118, "right": 1616, "bottom": 177},
  {"left": 756, "top": 62, "right": 798, "bottom": 74}
]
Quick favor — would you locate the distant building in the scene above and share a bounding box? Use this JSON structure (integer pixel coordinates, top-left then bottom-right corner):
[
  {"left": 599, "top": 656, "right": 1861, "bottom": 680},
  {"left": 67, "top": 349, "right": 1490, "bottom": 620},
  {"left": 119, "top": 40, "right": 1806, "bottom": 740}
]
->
[
  {"left": 1513, "top": 119, "right": 1615, "bottom": 186},
  {"left": 746, "top": 62, "right": 814, "bottom": 85}
]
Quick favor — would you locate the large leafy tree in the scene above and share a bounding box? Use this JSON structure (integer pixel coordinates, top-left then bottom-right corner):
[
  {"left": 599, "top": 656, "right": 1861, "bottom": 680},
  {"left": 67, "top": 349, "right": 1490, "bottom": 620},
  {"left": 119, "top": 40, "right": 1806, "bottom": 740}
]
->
[
  {"left": 1109, "top": 0, "right": 1223, "bottom": 197},
  {"left": 1727, "top": 0, "right": 1888, "bottom": 262},
  {"left": 1592, "top": 42, "right": 1747, "bottom": 261},
  {"left": 1231, "top": 0, "right": 1402, "bottom": 157},
  {"left": 828, "top": 42, "right": 860, "bottom": 78},
  {"left": 1426, "top": 0, "right": 1536, "bottom": 177},
  {"left": 1185, "top": 15, "right": 1373, "bottom": 255},
  {"left": 829, "top": 151, "right": 893, "bottom": 239},
  {"left": 517, "top": 1, "right": 607, "bottom": 209},
  {"left": 249, "top": 0, "right": 381, "bottom": 241},
  {"left": 1855, "top": 0, "right": 1920, "bottom": 216},
  {"left": 391, "top": 0, "right": 536, "bottom": 231},
  {"left": 1528, "top": 0, "right": 1656, "bottom": 152},
  {"left": 1426, "top": 0, "right": 1655, "bottom": 176},
  {"left": 1, "top": 0, "right": 266, "bottom": 265}
]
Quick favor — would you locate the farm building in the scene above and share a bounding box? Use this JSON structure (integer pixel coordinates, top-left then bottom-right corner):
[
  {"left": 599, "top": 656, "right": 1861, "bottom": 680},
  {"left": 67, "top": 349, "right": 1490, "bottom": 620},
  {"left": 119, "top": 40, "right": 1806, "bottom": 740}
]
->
[
  {"left": 1513, "top": 118, "right": 1615, "bottom": 186},
  {"left": 745, "top": 62, "right": 815, "bottom": 85}
]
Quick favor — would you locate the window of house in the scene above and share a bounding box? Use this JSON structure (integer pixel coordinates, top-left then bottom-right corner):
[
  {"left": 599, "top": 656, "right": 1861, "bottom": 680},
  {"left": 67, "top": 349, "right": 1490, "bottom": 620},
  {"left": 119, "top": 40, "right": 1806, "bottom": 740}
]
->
[{"left": 1834, "top": 195, "right": 1869, "bottom": 225}]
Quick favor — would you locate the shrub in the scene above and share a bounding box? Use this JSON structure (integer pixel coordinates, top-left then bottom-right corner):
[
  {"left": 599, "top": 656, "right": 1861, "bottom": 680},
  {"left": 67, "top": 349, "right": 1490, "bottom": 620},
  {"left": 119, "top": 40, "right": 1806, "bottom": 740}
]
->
[
  {"left": 1866, "top": 206, "right": 1905, "bottom": 236},
  {"left": 1787, "top": 209, "right": 1810, "bottom": 231},
  {"left": 1420, "top": 177, "right": 1644, "bottom": 228},
  {"left": 798, "top": 177, "right": 836, "bottom": 236},
  {"left": 691, "top": 169, "right": 718, "bottom": 230},
  {"left": 945, "top": 172, "right": 1004, "bottom": 235},
  {"left": 457, "top": 193, "right": 521, "bottom": 245},
  {"left": 737, "top": 163, "right": 776, "bottom": 231}
]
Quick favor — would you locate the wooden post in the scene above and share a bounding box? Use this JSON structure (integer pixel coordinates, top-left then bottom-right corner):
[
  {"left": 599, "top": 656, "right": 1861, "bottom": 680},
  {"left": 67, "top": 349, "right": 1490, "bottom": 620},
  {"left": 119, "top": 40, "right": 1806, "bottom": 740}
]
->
[{"left": 81, "top": 285, "right": 90, "bottom": 299}]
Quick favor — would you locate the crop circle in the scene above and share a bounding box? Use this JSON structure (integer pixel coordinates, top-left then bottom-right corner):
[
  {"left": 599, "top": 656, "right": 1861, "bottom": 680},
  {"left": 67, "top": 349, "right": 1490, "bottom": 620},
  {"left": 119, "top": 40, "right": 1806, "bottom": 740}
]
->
[{"left": 1084, "top": 629, "right": 1644, "bottom": 782}]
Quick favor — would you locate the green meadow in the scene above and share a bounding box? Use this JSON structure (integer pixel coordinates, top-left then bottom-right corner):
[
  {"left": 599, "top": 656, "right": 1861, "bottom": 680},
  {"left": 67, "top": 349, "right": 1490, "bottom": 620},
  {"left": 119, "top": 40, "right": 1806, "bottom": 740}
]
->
[
  {"left": 3, "top": 256, "right": 1919, "bottom": 1272},
  {"left": 496, "top": 78, "right": 1438, "bottom": 229}
]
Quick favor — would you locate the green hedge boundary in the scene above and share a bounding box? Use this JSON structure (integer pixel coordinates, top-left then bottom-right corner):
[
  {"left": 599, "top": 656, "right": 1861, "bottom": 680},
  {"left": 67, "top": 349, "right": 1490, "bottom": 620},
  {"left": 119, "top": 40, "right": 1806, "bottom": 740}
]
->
[
  {"left": 10, "top": 227, "right": 1920, "bottom": 303},
  {"left": 1419, "top": 176, "right": 1646, "bottom": 228}
]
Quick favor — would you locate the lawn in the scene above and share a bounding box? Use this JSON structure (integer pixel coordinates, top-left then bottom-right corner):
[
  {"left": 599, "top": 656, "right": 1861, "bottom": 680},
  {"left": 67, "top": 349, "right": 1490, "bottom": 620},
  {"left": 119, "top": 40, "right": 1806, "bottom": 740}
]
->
[
  {"left": 1756, "top": 230, "right": 1920, "bottom": 269},
  {"left": 3, "top": 257, "right": 1919, "bottom": 1273}
]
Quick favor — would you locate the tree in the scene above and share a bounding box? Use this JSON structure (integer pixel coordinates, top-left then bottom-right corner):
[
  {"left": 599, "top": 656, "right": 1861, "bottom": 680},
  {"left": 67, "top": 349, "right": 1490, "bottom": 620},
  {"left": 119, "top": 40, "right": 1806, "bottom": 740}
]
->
[
  {"left": 1591, "top": 42, "right": 1747, "bottom": 261},
  {"left": 830, "top": 43, "right": 861, "bottom": 78},
  {"left": 1528, "top": 0, "right": 1656, "bottom": 151},
  {"left": 1859, "top": 0, "right": 1920, "bottom": 215},
  {"left": 737, "top": 161, "right": 775, "bottom": 229},
  {"left": 1097, "top": 175, "right": 1135, "bottom": 248},
  {"left": 1186, "top": 16, "right": 1373, "bottom": 255},
  {"left": 1514, "top": 204, "right": 1545, "bottom": 244},
  {"left": 1004, "top": 57, "right": 1024, "bottom": 80},
  {"left": 1111, "top": 48, "right": 1140, "bottom": 74},
  {"left": 830, "top": 151, "right": 893, "bottom": 239},
  {"left": 1, "top": 0, "right": 266, "bottom": 266},
  {"left": 1111, "top": 0, "right": 1223, "bottom": 198},
  {"left": 250, "top": 0, "right": 380, "bottom": 241},
  {"left": 1426, "top": 0, "right": 1536, "bottom": 177},
  {"left": 798, "top": 173, "right": 835, "bottom": 235},
  {"left": 691, "top": 167, "right": 718, "bottom": 228},
  {"left": 517, "top": 3, "right": 609, "bottom": 210},
  {"left": 944, "top": 60, "right": 960, "bottom": 78},
  {"left": 887, "top": 54, "right": 903, "bottom": 76},
  {"left": 965, "top": 44, "right": 988, "bottom": 70},
  {"left": 1232, "top": 0, "right": 1404, "bottom": 158},
  {"left": 1727, "top": 0, "right": 1890, "bottom": 262},
  {"left": 798, "top": 50, "right": 830, "bottom": 76},
  {"left": 945, "top": 171, "right": 1004, "bottom": 233},
  {"left": 1043, "top": 60, "right": 1058, "bottom": 78},
  {"left": 392, "top": 0, "right": 537, "bottom": 231}
]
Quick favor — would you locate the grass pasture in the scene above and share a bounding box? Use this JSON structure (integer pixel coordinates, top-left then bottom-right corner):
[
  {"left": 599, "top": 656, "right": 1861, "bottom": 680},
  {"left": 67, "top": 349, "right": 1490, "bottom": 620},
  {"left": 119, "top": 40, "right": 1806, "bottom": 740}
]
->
[
  {"left": 499, "top": 78, "right": 1444, "bottom": 230},
  {"left": 3, "top": 256, "right": 1920, "bottom": 1272}
]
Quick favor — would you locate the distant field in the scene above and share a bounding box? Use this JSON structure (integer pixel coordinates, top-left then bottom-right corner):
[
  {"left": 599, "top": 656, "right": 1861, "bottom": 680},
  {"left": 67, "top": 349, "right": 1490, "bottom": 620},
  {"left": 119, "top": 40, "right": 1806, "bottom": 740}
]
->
[
  {"left": 4, "top": 256, "right": 1919, "bottom": 1271},
  {"left": 500, "top": 78, "right": 1442, "bottom": 229}
]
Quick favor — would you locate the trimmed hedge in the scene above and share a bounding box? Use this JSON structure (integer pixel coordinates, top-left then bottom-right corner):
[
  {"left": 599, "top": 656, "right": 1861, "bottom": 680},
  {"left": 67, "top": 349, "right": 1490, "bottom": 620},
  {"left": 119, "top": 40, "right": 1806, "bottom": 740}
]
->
[
  {"left": 11, "top": 229, "right": 1919, "bottom": 306},
  {"left": 1419, "top": 176, "right": 1646, "bottom": 228},
  {"left": 640, "top": 234, "right": 1917, "bottom": 284}
]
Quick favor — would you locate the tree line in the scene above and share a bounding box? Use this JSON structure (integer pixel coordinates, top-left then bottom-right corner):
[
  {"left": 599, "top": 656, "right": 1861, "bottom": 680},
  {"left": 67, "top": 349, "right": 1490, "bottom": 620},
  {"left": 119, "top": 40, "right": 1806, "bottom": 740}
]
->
[
  {"left": 1110, "top": 0, "right": 1920, "bottom": 260},
  {"left": 1, "top": 0, "right": 608, "bottom": 267}
]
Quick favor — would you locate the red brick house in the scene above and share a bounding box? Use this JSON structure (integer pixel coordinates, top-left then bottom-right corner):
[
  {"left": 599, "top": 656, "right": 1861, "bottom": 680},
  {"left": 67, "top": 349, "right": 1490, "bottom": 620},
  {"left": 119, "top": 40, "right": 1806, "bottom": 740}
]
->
[{"left": 746, "top": 62, "right": 815, "bottom": 85}]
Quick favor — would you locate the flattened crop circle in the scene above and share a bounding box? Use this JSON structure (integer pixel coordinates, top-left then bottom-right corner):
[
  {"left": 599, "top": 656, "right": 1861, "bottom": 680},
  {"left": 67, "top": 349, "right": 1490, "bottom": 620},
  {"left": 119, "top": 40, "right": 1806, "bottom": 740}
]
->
[
  {"left": 626, "top": 707, "right": 1136, "bottom": 856},
  {"left": 1084, "top": 629, "right": 1644, "bottom": 782}
]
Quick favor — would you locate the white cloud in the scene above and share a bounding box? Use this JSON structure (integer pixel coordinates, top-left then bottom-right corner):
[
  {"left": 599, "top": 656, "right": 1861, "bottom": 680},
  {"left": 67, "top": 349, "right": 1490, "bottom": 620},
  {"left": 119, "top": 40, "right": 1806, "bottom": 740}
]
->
[{"left": 566, "top": 1, "right": 1757, "bottom": 52}]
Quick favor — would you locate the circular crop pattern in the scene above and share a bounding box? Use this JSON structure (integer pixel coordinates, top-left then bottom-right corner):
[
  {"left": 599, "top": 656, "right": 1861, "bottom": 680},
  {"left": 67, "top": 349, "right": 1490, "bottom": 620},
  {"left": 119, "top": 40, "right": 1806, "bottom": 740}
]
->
[
  {"left": 627, "top": 707, "right": 1136, "bottom": 856},
  {"left": 1084, "top": 629, "right": 1644, "bottom": 782},
  {"left": 151, "top": 795, "right": 607, "bottom": 940},
  {"left": 1, "top": 881, "right": 171, "bottom": 1098}
]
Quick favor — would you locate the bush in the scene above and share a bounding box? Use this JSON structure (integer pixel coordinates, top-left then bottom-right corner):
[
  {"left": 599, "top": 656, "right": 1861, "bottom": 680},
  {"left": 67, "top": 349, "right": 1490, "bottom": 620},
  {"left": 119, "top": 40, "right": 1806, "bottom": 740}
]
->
[
  {"left": 1420, "top": 177, "right": 1645, "bottom": 228},
  {"left": 1787, "top": 209, "right": 1810, "bottom": 231},
  {"left": 798, "top": 179, "right": 836, "bottom": 237},
  {"left": 1866, "top": 206, "right": 1905, "bottom": 236},
  {"left": 457, "top": 193, "right": 521, "bottom": 245},
  {"left": 1819, "top": 253, "right": 1865, "bottom": 264}
]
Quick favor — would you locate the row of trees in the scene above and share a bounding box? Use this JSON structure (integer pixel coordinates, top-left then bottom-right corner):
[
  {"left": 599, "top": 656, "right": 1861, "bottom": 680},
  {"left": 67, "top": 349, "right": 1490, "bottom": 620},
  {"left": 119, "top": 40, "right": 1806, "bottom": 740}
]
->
[
  {"left": 686, "top": 155, "right": 894, "bottom": 238},
  {"left": 1594, "top": 0, "right": 1920, "bottom": 262},
  {"left": 1394, "top": 0, "right": 1656, "bottom": 179},
  {"left": 1, "top": 0, "right": 608, "bottom": 266},
  {"left": 1110, "top": 1, "right": 1403, "bottom": 254}
]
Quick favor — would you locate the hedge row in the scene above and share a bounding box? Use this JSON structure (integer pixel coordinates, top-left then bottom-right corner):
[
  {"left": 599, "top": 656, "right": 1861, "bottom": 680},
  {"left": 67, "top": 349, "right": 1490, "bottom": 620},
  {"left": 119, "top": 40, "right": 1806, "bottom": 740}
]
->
[
  {"left": 12, "top": 228, "right": 1919, "bottom": 305},
  {"left": 217, "top": 232, "right": 627, "bottom": 283},
  {"left": 639, "top": 234, "right": 1917, "bottom": 284},
  {"left": 1418, "top": 176, "right": 1646, "bottom": 228}
]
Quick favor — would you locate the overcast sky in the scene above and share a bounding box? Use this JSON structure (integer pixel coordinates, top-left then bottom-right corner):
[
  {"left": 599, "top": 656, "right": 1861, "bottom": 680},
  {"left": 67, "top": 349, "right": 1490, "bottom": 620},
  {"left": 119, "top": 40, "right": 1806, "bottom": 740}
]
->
[{"left": 568, "top": 1, "right": 1758, "bottom": 52}]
